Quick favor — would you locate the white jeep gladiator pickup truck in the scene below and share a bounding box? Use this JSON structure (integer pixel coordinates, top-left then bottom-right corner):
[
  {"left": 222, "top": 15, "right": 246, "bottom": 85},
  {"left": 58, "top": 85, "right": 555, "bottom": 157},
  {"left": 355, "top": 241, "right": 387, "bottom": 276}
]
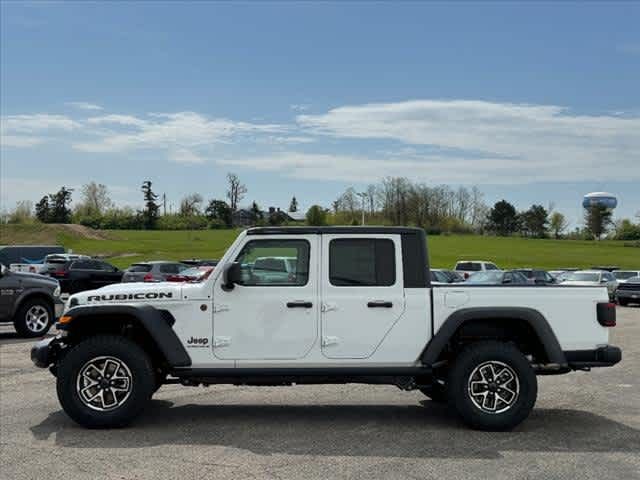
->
[{"left": 31, "top": 227, "right": 621, "bottom": 431}]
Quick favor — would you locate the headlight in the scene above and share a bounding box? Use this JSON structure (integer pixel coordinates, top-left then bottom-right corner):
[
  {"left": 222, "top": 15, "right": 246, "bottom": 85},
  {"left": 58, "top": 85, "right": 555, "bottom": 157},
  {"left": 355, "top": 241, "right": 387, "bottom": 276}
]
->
[{"left": 53, "top": 285, "right": 61, "bottom": 297}]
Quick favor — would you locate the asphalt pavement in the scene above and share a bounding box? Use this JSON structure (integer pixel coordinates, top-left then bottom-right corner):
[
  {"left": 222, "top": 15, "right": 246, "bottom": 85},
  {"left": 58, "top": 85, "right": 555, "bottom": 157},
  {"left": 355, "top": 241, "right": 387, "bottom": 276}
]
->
[{"left": 1, "top": 307, "right": 639, "bottom": 480}]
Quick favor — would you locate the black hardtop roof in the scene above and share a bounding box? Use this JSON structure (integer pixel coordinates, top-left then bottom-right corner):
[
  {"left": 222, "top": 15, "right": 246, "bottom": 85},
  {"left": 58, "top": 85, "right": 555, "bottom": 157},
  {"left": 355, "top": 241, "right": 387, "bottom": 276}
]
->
[{"left": 246, "top": 226, "right": 424, "bottom": 235}]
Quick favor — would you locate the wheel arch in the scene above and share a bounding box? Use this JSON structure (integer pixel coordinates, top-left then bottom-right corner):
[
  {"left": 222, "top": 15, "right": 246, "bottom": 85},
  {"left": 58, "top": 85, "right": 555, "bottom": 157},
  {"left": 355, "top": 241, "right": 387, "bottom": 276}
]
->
[
  {"left": 12, "top": 290, "right": 55, "bottom": 319},
  {"left": 59, "top": 304, "right": 191, "bottom": 368},
  {"left": 421, "top": 307, "right": 566, "bottom": 366}
]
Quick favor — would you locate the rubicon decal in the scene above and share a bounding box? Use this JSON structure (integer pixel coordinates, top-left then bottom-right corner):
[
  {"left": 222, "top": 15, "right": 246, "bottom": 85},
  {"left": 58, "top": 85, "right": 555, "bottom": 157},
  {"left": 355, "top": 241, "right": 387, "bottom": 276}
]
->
[{"left": 86, "top": 292, "right": 174, "bottom": 301}]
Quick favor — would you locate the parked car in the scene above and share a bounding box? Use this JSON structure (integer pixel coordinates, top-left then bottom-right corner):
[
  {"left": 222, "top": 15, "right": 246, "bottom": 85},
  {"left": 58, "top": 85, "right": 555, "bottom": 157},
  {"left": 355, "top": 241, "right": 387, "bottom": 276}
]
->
[
  {"left": 613, "top": 270, "right": 640, "bottom": 283},
  {"left": 561, "top": 270, "right": 618, "bottom": 301},
  {"left": 49, "top": 259, "right": 123, "bottom": 294},
  {"left": 166, "top": 266, "right": 215, "bottom": 282},
  {"left": 512, "top": 269, "right": 557, "bottom": 285},
  {"left": 430, "top": 268, "right": 465, "bottom": 284},
  {"left": 121, "top": 261, "right": 189, "bottom": 283},
  {"left": 34, "top": 226, "right": 621, "bottom": 432},
  {"left": 246, "top": 256, "right": 299, "bottom": 284},
  {"left": 39, "top": 253, "right": 91, "bottom": 275},
  {"left": 0, "top": 263, "right": 63, "bottom": 337},
  {"left": 180, "top": 259, "right": 219, "bottom": 267},
  {"left": 454, "top": 260, "right": 500, "bottom": 279},
  {"left": 0, "top": 245, "right": 65, "bottom": 273},
  {"left": 465, "top": 270, "right": 529, "bottom": 285},
  {"left": 615, "top": 276, "right": 640, "bottom": 306}
]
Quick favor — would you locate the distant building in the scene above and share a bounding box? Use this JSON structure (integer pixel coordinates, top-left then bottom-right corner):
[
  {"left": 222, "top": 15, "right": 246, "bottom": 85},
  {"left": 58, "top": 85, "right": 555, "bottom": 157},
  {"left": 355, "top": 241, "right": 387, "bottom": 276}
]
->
[{"left": 232, "top": 206, "right": 305, "bottom": 227}]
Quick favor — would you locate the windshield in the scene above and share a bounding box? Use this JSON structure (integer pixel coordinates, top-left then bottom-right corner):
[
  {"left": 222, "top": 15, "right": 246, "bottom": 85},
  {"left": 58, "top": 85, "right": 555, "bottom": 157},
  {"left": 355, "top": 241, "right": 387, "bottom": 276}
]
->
[
  {"left": 466, "top": 271, "right": 503, "bottom": 283},
  {"left": 614, "top": 271, "right": 639, "bottom": 280},
  {"left": 566, "top": 272, "right": 600, "bottom": 282}
]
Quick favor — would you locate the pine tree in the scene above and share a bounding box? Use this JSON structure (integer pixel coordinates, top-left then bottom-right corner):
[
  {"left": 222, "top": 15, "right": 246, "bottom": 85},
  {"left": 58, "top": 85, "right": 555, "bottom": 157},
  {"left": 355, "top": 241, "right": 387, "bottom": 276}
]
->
[
  {"left": 288, "top": 196, "right": 298, "bottom": 213},
  {"left": 35, "top": 196, "right": 51, "bottom": 223},
  {"left": 141, "top": 181, "right": 160, "bottom": 229}
]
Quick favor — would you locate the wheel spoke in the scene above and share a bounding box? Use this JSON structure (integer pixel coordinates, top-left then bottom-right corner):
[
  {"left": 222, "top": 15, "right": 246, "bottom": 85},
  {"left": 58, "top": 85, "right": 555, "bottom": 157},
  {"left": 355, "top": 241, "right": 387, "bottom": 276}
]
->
[
  {"left": 468, "top": 360, "right": 520, "bottom": 414},
  {"left": 76, "top": 356, "right": 133, "bottom": 412}
]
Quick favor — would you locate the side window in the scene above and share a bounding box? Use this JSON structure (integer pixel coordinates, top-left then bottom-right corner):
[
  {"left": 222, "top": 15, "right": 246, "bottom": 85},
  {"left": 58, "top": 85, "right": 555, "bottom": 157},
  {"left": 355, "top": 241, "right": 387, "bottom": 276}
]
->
[
  {"left": 70, "top": 260, "right": 90, "bottom": 270},
  {"left": 329, "top": 238, "right": 395, "bottom": 286},
  {"left": 234, "top": 239, "right": 310, "bottom": 286},
  {"left": 160, "top": 264, "right": 181, "bottom": 274},
  {"left": 485, "top": 263, "right": 499, "bottom": 271}
]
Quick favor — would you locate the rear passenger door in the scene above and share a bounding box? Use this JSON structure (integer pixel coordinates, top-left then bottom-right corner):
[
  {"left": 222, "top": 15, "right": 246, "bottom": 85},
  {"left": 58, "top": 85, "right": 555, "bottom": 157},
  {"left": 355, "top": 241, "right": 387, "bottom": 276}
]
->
[{"left": 320, "top": 235, "right": 405, "bottom": 359}]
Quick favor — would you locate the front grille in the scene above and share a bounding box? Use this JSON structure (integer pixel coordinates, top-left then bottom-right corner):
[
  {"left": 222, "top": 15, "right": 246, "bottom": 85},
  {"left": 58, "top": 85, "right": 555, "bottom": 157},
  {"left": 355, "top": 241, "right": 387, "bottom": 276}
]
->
[{"left": 617, "top": 283, "right": 640, "bottom": 291}]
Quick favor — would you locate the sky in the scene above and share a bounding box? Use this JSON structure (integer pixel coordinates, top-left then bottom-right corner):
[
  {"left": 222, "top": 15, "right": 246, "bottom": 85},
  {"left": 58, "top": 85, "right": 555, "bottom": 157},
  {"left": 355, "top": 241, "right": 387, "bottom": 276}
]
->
[{"left": 1, "top": 1, "right": 639, "bottom": 227}]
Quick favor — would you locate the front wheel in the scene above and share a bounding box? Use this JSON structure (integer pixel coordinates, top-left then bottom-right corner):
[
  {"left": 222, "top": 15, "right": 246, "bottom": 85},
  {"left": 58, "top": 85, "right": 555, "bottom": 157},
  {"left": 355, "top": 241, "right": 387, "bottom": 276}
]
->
[
  {"left": 13, "top": 298, "right": 53, "bottom": 337},
  {"left": 447, "top": 341, "right": 537, "bottom": 431},
  {"left": 56, "top": 335, "right": 155, "bottom": 428}
]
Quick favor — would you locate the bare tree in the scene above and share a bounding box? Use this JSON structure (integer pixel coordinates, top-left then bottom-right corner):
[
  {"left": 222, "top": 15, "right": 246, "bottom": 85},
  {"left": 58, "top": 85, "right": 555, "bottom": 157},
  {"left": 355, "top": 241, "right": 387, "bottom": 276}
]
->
[
  {"left": 179, "top": 193, "right": 203, "bottom": 216},
  {"left": 77, "top": 182, "right": 113, "bottom": 215},
  {"left": 226, "top": 173, "right": 247, "bottom": 211}
]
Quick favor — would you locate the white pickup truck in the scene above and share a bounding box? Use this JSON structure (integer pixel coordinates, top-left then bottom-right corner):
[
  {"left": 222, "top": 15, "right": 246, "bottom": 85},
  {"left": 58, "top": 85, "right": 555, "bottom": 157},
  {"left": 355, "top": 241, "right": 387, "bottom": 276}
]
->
[{"left": 31, "top": 227, "right": 621, "bottom": 431}]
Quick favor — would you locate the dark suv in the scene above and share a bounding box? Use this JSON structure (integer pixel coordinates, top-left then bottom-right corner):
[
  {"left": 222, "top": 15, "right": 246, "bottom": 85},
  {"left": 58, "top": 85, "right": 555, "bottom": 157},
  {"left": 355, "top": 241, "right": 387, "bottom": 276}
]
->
[
  {"left": 50, "top": 259, "right": 123, "bottom": 294},
  {"left": 0, "top": 264, "right": 63, "bottom": 337},
  {"left": 513, "top": 269, "right": 557, "bottom": 285}
]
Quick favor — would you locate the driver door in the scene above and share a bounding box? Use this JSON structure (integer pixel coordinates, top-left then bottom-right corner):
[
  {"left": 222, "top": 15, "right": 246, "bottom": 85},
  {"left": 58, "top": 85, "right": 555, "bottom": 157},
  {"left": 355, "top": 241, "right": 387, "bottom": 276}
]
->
[{"left": 212, "top": 235, "right": 318, "bottom": 360}]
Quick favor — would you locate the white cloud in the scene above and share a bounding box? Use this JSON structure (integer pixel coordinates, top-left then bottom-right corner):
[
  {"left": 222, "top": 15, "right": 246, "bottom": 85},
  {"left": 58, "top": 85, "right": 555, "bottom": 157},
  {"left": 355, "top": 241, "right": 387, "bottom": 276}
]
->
[
  {"left": 168, "top": 148, "right": 205, "bottom": 164},
  {"left": 66, "top": 101, "right": 103, "bottom": 111},
  {"left": 290, "top": 104, "right": 311, "bottom": 112},
  {"left": 74, "top": 111, "right": 283, "bottom": 154},
  {"left": 295, "top": 99, "right": 640, "bottom": 183},
  {"left": 87, "top": 114, "right": 149, "bottom": 128},
  {"left": 1, "top": 113, "right": 80, "bottom": 148}
]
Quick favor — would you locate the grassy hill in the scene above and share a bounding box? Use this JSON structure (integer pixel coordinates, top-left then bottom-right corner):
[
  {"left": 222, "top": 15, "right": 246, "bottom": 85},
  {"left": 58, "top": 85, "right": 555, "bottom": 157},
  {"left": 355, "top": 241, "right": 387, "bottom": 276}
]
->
[{"left": 1, "top": 224, "right": 638, "bottom": 270}]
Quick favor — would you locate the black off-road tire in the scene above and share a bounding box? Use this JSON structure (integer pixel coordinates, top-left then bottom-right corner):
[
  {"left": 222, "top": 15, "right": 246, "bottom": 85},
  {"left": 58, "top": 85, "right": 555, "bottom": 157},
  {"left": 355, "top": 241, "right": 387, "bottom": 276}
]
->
[
  {"left": 56, "top": 335, "right": 155, "bottom": 428},
  {"left": 13, "top": 298, "right": 53, "bottom": 338},
  {"left": 447, "top": 341, "right": 537, "bottom": 431}
]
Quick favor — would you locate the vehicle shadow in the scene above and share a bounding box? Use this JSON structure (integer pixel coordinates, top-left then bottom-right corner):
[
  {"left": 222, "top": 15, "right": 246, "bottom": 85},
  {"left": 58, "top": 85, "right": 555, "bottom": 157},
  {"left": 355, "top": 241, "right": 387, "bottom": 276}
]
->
[{"left": 30, "top": 400, "right": 640, "bottom": 459}]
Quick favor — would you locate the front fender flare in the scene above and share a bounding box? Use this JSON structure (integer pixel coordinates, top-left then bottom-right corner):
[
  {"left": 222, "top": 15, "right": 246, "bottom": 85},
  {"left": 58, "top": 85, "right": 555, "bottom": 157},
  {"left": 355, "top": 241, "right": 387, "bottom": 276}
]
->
[
  {"left": 59, "top": 304, "right": 191, "bottom": 367},
  {"left": 421, "top": 307, "right": 566, "bottom": 366}
]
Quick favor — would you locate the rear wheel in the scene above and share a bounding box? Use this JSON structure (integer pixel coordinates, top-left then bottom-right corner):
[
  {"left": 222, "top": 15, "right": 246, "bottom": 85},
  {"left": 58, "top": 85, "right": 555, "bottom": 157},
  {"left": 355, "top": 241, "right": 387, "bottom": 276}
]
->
[
  {"left": 56, "top": 335, "right": 154, "bottom": 428},
  {"left": 447, "top": 341, "right": 537, "bottom": 431},
  {"left": 13, "top": 298, "right": 53, "bottom": 337},
  {"left": 618, "top": 298, "right": 628, "bottom": 306}
]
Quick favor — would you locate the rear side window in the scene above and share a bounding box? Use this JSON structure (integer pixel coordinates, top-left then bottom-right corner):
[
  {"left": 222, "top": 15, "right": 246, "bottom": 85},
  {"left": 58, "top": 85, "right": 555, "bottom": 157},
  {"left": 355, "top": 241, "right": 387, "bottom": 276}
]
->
[
  {"left": 456, "top": 262, "right": 481, "bottom": 272},
  {"left": 129, "top": 264, "right": 152, "bottom": 273},
  {"left": 160, "top": 263, "right": 181, "bottom": 274},
  {"left": 329, "top": 239, "right": 395, "bottom": 286},
  {"left": 485, "top": 263, "right": 499, "bottom": 271},
  {"left": 70, "top": 260, "right": 91, "bottom": 270}
]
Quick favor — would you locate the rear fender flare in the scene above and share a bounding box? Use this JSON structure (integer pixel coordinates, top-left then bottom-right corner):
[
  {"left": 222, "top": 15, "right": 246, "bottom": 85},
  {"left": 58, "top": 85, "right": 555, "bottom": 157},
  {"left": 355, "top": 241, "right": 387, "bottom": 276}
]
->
[{"left": 421, "top": 307, "right": 566, "bottom": 366}]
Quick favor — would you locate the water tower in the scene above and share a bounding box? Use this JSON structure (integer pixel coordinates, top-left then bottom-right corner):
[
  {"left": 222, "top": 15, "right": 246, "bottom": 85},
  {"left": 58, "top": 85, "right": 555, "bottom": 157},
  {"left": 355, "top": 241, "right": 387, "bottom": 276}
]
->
[{"left": 582, "top": 192, "right": 618, "bottom": 210}]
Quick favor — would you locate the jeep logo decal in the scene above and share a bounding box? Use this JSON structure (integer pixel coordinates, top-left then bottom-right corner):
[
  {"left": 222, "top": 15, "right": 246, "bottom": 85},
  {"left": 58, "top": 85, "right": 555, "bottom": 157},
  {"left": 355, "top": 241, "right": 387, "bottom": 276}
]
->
[
  {"left": 86, "top": 292, "right": 173, "bottom": 301},
  {"left": 186, "top": 336, "right": 209, "bottom": 347}
]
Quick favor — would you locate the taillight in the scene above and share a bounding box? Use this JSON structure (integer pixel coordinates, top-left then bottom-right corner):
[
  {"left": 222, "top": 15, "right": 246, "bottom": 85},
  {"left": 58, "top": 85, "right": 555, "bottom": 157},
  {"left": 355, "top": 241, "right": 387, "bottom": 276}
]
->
[
  {"left": 52, "top": 270, "right": 67, "bottom": 278},
  {"left": 597, "top": 302, "right": 616, "bottom": 327},
  {"left": 143, "top": 273, "right": 154, "bottom": 282}
]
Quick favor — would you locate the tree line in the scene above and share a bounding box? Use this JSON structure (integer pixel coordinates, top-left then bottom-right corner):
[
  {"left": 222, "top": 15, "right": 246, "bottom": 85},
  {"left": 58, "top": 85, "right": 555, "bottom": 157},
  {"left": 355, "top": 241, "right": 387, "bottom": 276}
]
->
[{"left": 3, "top": 174, "right": 639, "bottom": 241}]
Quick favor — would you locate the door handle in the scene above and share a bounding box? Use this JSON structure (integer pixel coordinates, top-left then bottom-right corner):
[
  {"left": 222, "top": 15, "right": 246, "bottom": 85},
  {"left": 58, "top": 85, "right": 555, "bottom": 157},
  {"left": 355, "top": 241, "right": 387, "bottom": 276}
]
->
[
  {"left": 287, "top": 301, "right": 313, "bottom": 308},
  {"left": 367, "top": 301, "right": 393, "bottom": 308}
]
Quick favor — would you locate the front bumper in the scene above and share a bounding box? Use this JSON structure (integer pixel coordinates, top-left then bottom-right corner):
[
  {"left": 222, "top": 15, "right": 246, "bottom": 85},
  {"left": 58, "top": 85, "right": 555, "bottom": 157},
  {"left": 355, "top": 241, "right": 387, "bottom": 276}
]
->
[
  {"left": 31, "top": 336, "right": 65, "bottom": 368},
  {"left": 564, "top": 346, "right": 622, "bottom": 369}
]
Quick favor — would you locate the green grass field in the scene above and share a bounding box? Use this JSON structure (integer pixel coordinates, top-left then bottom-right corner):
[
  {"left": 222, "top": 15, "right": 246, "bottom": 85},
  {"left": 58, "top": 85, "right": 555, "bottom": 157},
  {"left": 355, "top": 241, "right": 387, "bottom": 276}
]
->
[{"left": 1, "top": 224, "right": 638, "bottom": 270}]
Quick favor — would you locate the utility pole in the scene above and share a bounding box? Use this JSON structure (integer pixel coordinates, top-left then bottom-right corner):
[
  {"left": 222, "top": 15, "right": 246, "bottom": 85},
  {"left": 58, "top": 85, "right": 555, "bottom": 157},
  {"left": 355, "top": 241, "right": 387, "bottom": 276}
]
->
[
  {"left": 162, "top": 193, "right": 167, "bottom": 216},
  {"left": 356, "top": 192, "right": 367, "bottom": 225}
]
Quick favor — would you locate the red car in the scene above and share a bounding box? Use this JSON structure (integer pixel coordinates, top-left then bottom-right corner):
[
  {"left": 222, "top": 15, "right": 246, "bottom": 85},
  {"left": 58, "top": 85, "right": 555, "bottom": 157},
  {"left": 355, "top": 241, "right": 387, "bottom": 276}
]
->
[{"left": 165, "top": 266, "right": 215, "bottom": 282}]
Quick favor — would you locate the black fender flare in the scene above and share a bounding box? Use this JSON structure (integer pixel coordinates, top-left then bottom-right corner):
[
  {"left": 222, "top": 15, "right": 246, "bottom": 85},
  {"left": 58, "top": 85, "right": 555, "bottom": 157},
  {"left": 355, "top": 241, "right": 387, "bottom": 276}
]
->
[
  {"left": 59, "top": 304, "right": 191, "bottom": 367},
  {"left": 421, "top": 307, "right": 566, "bottom": 366},
  {"left": 12, "top": 288, "right": 55, "bottom": 319}
]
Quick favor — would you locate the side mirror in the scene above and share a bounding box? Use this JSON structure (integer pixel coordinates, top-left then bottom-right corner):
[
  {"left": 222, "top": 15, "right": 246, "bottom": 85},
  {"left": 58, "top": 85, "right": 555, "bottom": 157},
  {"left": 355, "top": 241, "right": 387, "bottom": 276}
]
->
[
  {"left": 0, "top": 264, "right": 7, "bottom": 277},
  {"left": 222, "top": 262, "right": 242, "bottom": 291}
]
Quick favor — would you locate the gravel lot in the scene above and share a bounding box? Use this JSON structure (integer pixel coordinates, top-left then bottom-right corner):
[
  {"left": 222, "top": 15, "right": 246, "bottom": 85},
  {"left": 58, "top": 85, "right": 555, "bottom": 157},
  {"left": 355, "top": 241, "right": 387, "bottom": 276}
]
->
[{"left": 1, "top": 307, "right": 639, "bottom": 480}]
